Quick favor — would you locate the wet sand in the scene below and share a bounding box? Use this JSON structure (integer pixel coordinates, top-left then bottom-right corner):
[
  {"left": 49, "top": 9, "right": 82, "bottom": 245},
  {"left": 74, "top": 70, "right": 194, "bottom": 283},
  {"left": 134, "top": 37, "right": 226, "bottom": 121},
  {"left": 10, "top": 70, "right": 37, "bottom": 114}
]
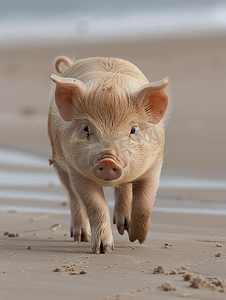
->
[
  {"left": 1, "top": 209, "right": 226, "bottom": 300},
  {"left": 0, "top": 33, "right": 226, "bottom": 299}
]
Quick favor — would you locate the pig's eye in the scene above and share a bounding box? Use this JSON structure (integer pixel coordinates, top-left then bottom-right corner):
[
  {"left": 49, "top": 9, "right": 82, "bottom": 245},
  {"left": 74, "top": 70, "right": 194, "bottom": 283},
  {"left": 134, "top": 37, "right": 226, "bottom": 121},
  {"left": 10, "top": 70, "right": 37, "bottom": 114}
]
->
[
  {"left": 83, "top": 125, "right": 91, "bottom": 137},
  {"left": 130, "top": 126, "right": 138, "bottom": 135}
]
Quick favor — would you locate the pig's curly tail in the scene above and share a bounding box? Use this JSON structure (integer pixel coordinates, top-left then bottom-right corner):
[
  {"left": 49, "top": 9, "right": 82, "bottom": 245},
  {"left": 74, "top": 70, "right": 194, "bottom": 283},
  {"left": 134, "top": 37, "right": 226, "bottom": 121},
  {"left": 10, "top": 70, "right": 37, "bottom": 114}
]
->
[{"left": 54, "top": 56, "right": 73, "bottom": 74}]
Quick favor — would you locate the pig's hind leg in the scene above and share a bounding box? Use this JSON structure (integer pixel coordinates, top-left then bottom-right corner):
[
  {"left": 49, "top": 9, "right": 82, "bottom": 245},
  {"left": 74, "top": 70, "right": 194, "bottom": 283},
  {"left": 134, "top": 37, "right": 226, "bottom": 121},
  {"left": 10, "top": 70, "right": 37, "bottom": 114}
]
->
[
  {"left": 113, "top": 183, "right": 132, "bottom": 235},
  {"left": 54, "top": 163, "right": 91, "bottom": 242}
]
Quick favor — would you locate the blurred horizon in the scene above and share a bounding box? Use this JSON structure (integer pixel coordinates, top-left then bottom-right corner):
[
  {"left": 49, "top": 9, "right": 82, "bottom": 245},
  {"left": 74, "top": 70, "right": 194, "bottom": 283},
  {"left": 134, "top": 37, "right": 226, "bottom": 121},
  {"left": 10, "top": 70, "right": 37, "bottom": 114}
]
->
[{"left": 1, "top": 0, "right": 226, "bottom": 47}]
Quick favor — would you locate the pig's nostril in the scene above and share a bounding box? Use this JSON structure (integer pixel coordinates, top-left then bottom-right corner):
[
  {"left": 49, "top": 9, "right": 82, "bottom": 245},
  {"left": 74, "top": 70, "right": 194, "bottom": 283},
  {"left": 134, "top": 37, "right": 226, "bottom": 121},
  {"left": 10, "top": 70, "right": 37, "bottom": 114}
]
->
[{"left": 93, "top": 159, "right": 123, "bottom": 181}]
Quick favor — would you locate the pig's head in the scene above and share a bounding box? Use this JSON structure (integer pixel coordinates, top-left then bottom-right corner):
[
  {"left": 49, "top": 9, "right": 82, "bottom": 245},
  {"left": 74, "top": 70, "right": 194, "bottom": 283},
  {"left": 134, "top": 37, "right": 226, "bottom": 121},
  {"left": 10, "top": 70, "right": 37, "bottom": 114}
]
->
[{"left": 51, "top": 71, "right": 169, "bottom": 187}]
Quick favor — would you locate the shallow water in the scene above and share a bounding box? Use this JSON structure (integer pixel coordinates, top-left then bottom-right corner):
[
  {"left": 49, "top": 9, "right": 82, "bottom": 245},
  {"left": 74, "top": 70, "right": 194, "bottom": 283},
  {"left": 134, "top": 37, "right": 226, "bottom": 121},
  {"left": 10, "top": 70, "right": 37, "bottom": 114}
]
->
[
  {"left": 0, "top": 170, "right": 60, "bottom": 187},
  {"left": 0, "top": 147, "right": 225, "bottom": 215},
  {"left": 0, "top": 189, "right": 66, "bottom": 202},
  {"left": 1, "top": 169, "right": 225, "bottom": 189},
  {"left": 2, "top": 200, "right": 226, "bottom": 216},
  {"left": 0, "top": 148, "right": 48, "bottom": 168},
  {"left": 0, "top": 204, "right": 69, "bottom": 214},
  {"left": 2, "top": 198, "right": 226, "bottom": 215}
]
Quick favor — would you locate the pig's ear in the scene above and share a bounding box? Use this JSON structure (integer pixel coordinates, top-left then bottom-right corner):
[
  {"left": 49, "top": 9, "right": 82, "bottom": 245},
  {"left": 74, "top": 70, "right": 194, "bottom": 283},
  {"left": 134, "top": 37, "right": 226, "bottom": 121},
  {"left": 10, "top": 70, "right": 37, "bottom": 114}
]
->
[
  {"left": 51, "top": 74, "right": 87, "bottom": 121},
  {"left": 135, "top": 78, "right": 169, "bottom": 124}
]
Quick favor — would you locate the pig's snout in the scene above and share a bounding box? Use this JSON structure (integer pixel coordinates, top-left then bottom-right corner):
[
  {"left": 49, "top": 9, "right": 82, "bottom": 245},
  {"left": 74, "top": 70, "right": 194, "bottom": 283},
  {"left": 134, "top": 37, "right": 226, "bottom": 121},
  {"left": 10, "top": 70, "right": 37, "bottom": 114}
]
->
[{"left": 93, "top": 159, "right": 123, "bottom": 181}]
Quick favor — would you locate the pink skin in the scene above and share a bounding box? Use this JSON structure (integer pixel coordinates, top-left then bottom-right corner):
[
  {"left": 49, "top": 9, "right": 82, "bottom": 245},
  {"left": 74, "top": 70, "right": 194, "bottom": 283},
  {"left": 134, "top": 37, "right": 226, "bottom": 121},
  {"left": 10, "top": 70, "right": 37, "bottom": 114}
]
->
[
  {"left": 113, "top": 183, "right": 132, "bottom": 235},
  {"left": 53, "top": 162, "right": 91, "bottom": 242},
  {"left": 91, "top": 123, "right": 137, "bottom": 181},
  {"left": 129, "top": 174, "right": 160, "bottom": 243},
  {"left": 49, "top": 63, "right": 169, "bottom": 254},
  {"left": 68, "top": 165, "right": 114, "bottom": 254},
  {"left": 68, "top": 122, "right": 161, "bottom": 249},
  {"left": 93, "top": 159, "right": 123, "bottom": 181}
]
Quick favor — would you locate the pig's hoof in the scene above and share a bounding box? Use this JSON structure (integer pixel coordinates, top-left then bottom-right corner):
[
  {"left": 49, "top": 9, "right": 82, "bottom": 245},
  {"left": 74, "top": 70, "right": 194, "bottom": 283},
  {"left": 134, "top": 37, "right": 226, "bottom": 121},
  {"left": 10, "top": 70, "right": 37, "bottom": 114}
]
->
[
  {"left": 93, "top": 242, "right": 114, "bottom": 254},
  {"left": 91, "top": 229, "right": 114, "bottom": 254},
  {"left": 72, "top": 231, "right": 91, "bottom": 242},
  {"left": 129, "top": 233, "right": 145, "bottom": 244},
  {"left": 129, "top": 215, "right": 150, "bottom": 244},
  {"left": 70, "top": 221, "right": 91, "bottom": 242},
  {"left": 113, "top": 213, "right": 130, "bottom": 235}
]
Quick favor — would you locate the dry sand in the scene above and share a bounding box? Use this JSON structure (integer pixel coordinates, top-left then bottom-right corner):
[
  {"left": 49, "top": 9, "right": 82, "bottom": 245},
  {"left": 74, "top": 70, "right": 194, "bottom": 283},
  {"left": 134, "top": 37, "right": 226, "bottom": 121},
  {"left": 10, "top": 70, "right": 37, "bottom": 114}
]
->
[{"left": 0, "top": 33, "right": 226, "bottom": 299}]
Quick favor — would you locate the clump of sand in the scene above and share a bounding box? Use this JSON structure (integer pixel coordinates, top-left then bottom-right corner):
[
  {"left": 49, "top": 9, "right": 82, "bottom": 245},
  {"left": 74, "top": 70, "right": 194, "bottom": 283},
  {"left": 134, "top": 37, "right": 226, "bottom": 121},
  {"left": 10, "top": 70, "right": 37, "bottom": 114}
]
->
[
  {"left": 180, "top": 265, "right": 190, "bottom": 270},
  {"left": 212, "top": 278, "right": 225, "bottom": 288},
  {"left": 177, "top": 265, "right": 190, "bottom": 274},
  {"left": 169, "top": 269, "right": 177, "bottom": 275},
  {"left": 161, "top": 282, "right": 177, "bottom": 291},
  {"left": 211, "top": 278, "right": 226, "bottom": 293},
  {"left": 209, "top": 278, "right": 226, "bottom": 293},
  {"left": 183, "top": 273, "right": 195, "bottom": 281},
  {"left": 53, "top": 267, "right": 64, "bottom": 272},
  {"left": 215, "top": 251, "right": 223, "bottom": 257},
  {"left": 4, "top": 231, "right": 18, "bottom": 237},
  {"left": 153, "top": 265, "right": 167, "bottom": 274},
  {"left": 53, "top": 264, "right": 88, "bottom": 276},
  {"left": 162, "top": 242, "right": 173, "bottom": 249},
  {"left": 183, "top": 274, "right": 226, "bottom": 293},
  {"left": 189, "top": 275, "right": 207, "bottom": 289},
  {"left": 183, "top": 272, "right": 210, "bottom": 289}
]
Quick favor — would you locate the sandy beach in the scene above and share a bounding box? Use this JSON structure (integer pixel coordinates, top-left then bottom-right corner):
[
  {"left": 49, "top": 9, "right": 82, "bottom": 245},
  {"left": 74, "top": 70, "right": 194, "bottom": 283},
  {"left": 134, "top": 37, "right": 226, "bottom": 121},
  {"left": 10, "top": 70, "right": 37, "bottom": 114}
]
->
[{"left": 0, "top": 32, "right": 226, "bottom": 299}]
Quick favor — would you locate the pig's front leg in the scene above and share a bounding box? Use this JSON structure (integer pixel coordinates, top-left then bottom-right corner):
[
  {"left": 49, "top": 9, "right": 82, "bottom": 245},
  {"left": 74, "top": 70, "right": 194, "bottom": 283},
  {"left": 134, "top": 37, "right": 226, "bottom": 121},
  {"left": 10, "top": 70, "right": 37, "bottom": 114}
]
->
[
  {"left": 129, "top": 175, "right": 160, "bottom": 244},
  {"left": 70, "top": 198, "right": 91, "bottom": 242},
  {"left": 53, "top": 162, "right": 91, "bottom": 242},
  {"left": 113, "top": 183, "right": 132, "bottom": 235},
  {"left": 68, "top": 168, "right": 114, "bottom": 254}
]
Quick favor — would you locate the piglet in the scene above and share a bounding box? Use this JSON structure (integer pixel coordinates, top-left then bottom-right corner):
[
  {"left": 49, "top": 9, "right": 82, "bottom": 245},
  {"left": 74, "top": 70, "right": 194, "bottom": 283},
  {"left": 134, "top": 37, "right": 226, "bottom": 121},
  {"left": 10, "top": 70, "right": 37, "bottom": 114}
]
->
[{"left": 48, "top": 56, "right": 169, "bottom": 253}]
